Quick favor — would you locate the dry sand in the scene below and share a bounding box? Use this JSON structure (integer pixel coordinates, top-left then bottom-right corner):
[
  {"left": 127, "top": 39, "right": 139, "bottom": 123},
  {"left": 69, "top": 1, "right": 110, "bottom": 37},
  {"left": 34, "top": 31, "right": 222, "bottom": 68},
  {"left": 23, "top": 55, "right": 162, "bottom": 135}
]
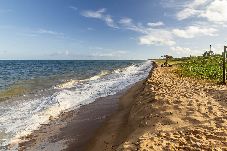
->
[{"left": 88, "top": 63, "right": 227, "bottom": 151}]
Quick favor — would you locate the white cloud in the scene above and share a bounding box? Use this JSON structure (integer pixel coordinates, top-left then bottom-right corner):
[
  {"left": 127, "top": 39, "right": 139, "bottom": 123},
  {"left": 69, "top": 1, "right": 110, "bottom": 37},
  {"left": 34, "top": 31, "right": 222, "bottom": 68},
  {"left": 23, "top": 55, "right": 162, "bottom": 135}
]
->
[
  {"left": 119, "top": 17, "right": 147, "bottom": 33},
  {"left": 81, "top": 9, "right": 174, "bottom": 47},
  {"left": 200, "top": 0, "right": 227, "bottom": 23},
  {"left": 91, "top": 50, "right": 127, "bottom": 57},
  {"left": 81, "top": 8, "right": 105, "bottom": 18},
  {"left": 50, "top": 50, "right": 70, "bottom": 57},
  {"left": 172, "top": 26, "right": 217, "bottom": 38},
  {"left": 176, "top": 0, "right": 208, "bottom": 20},
  {"left": 170, "top": 46, "right": 191, "bottom": 54},
  {"left": 103, "top": 15, "right": 116, "bottom": 28},
  {"left": 118, "top": 18, "right": 175, "bottom": 46},
  {"left": 147, "top": 21, "right": 164, "bottom": 27},
  {"left": 170, "top": 46, "right": 203, "bottom": 56},
  {"left": 176, "top": 0, "right": 227, "bottom": 24},
  {"left": 177, "top": 8, "right": 201, "bottom": 20},
  {"left": 139, "top": 30, "right": 176, "bottom": 46},
  {"left": 36, "top": 29, "right": 64, "bottom": 36},
  {"left": 69, "top": 6, "right": 78, "bottom": 11},
  {"left": 87, "top": 27, "right": 94, "bottom": 31},
  {"left": 81, "top": 8, "right": 118, "bottom": 28}
]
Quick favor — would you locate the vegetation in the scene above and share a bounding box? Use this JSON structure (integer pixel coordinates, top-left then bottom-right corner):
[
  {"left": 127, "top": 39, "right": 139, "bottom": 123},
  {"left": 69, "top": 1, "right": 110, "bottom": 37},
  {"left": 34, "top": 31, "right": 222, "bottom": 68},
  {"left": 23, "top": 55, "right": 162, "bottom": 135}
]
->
[
  {"left": 156, "top": 54, "right": 225, "bottom": 82},
  {"left": 175, "top": 55, "right": 224, "bottom": 82}
]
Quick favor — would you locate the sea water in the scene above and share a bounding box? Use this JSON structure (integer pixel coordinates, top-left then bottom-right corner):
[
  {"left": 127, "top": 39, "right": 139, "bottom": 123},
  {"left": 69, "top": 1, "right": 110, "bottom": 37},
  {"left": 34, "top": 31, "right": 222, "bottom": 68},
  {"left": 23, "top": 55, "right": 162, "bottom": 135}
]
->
[{"left": 0, "top": 60, "right": 152, "bottom": 150}]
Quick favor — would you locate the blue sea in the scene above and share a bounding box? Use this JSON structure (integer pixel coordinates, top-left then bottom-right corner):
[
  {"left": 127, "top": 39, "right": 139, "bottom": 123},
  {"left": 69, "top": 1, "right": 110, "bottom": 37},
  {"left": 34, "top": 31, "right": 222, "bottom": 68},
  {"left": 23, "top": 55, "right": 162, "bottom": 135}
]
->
[{"left": 0, "top": 60, "right": 152, "bottom": 149}]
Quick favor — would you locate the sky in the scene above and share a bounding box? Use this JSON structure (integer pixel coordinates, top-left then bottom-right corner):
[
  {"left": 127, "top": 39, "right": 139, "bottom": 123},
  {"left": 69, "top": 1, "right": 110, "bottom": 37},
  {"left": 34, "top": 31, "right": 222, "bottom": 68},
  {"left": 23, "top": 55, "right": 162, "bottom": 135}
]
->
[{"left": 0, "top": 0, "right": 227, "bottom": 60}]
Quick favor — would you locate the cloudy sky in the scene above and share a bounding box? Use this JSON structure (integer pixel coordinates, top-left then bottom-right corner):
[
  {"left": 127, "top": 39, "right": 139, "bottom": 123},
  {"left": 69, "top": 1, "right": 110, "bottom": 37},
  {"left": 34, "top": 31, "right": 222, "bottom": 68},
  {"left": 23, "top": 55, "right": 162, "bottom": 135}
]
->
[{"left": 0, "top": 0, "right": 227, "bottom": 59}]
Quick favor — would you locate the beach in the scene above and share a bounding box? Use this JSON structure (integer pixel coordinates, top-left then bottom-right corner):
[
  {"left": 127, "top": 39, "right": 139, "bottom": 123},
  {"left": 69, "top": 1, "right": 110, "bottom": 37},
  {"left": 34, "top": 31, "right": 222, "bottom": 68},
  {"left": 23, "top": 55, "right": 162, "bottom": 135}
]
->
[
  {"left": 2, "top": 0, "right": 227, "bottom": 150},
  {"left": 18, "top": 90, "right": 121, "bottom": 151},
  {"left": 18, "top": 80, "right": 146, "bottom": 151},
  {"left": 0, "top": 60, "right": 152, "bottom": 150},
  {"left": 7, "top": 61, "right": 227, "bottom": 150},
  {"left": 86, "top": 62, "right": 227, "bottom": 150}
]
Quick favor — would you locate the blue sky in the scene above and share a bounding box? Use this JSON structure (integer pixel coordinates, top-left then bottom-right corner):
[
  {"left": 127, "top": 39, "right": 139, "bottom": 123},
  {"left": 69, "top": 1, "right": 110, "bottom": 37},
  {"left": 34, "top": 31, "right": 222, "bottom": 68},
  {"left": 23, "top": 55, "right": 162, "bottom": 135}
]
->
[{"left": 0, "top": 0, "right": 227, "bottom": 59}]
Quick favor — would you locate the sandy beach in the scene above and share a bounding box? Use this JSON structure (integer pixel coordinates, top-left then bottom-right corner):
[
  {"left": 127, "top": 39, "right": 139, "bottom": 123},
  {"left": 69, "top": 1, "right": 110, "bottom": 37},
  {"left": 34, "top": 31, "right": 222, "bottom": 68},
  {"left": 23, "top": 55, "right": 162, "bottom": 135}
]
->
[
  {"left": 2, "top": 60, "right": 150, "bottom": 151},
  {"left": 18, "top": 62, "right": 227, "bottom": 151},
  {"left": 87, "top": 63, "right": 227, "bottom": 151}
]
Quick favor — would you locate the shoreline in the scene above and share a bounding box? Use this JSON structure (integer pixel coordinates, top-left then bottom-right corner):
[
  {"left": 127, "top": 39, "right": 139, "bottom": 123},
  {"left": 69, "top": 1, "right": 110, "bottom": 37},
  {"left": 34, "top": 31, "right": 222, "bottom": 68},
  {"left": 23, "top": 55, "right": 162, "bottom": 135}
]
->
[
  {"left": 16, "top": 61, "right": 227, "bottom": 150},
  {"left": 16, "top": 62, "right": 154, "bottom": 151},
  {"left": 84, "top": 62, "right": 227, "bottom": 150},
  {"left": 84, "top": 62, "right": 156, "bottom": 151},
  {"left": 18, "top": 90, "right": 122, "bottom": 151},
  {"left": 84, "top": 80, "right": 146, "bottom": 151}
]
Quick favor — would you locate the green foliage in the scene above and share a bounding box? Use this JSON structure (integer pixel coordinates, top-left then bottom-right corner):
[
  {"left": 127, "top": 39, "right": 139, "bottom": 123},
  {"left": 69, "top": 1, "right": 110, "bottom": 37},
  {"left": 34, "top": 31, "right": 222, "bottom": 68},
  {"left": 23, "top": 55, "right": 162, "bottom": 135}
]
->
[{"left": 178, "top": 55, "right": 224, "bottom": 82}]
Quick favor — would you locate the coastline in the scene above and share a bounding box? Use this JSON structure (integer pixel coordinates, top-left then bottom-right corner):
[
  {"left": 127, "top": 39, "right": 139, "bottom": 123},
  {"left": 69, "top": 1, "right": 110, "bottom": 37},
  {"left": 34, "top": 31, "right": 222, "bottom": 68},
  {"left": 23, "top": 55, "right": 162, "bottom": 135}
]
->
[
  {"left": 18, "top": 89, "right": 122, "bottom": 151},
  {"left": 85, "top": 62, "right": 227, "bottom": 150},
  {"left": 2, "top": 60, "right": 152, "bottom": 151},
  {"left": 84, "top": 62, "right": 156, "bottom": 151},
  {"left": 84, "top": 80, "right": 146, "bottom": 151},
  {"left": 17, "top": 61, "right": 154, "bottom": 151},
  {"left": 18, "top": 60, "right": 227, "bottom": 151}
]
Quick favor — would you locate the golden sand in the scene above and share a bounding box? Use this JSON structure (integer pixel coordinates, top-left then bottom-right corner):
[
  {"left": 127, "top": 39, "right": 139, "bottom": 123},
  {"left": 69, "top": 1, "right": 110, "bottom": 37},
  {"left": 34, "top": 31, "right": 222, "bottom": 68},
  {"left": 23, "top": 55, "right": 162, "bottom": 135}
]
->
[
  {"left": 88, "top": 63, "right": 227, "bottom": 151},
  {"left": 118, "top": 65, "right": 227, "bottom": 151}
]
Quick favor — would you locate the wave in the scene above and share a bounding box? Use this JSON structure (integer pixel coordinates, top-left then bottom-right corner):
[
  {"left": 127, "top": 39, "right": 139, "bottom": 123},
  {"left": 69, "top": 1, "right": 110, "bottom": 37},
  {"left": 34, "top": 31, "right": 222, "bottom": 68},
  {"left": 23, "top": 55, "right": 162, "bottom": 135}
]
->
[
  {"left": 0, "top": 61, "right": 152, "bottom": 149},
  {"left": 54, "top": 70, "right": 110, "bottom": 89}
]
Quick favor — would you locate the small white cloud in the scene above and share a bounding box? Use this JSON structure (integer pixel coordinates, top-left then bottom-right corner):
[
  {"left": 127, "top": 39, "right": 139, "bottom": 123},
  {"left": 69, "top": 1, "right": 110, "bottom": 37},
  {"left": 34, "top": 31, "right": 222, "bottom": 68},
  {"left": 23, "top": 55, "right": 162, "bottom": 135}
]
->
[
  {"left": 91, "top": 50, "right": 128, "bottom": 58},
  {"left": 81, "top": 8, "right": 118, "bottom": 28},
  {"left": 170, "top": 46, "right": 191, "bottom": 54},
  {"left": 87, "top": 27, "right": 94, "bottom": 31},
  {"left": 139, "top": 30, "right": 176, "bottom": 46},
  {"left": 170, "top": 46, "right": 203, "bottom": 55},
  {"left": 119, "top": 18, "right": 133, "bottom": 26},
  {"left": 36, "top": 29, "right": 64, "bottom": 36},
  {"left": 119, "top": 18, "right": 175, "bottom": 46},
  {"left": 147, "top": 21, "right": 164, "bottom": 27},
  {"left": 50, "top": 50, "right": 71, "bottom": 57},
  {"left": 103, "top": 15, "right": 116, "bottom": 28},
  {"left": 69, "top": 6, "right": 78, "bottom": 11},
  {"left": 119, "top": 17, "right": 147, "bottom": 33},
  {"left": 177, "top": 8, "right": 201, "bottom": 20},
  {"left": 172, "top": 26, "right": 217, "bottom": 38},
  {"left": 81, "top": 8, "right": 105, "bottom": 18},
  {"left": 176, "top": 0, "right": 208, "bottom": 20}
]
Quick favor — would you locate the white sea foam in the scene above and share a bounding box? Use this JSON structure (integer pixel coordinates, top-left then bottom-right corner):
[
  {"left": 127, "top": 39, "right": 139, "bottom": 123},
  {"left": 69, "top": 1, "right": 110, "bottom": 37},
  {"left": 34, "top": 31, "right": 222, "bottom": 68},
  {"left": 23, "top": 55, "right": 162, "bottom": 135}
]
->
[{"left": 0, "top": 61, "right": 152, "bottom": 150}]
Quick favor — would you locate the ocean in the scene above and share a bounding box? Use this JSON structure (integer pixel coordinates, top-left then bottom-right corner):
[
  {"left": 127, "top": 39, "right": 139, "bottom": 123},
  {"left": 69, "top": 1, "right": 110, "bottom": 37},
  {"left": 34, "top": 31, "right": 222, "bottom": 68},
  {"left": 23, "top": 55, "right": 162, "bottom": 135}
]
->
[{"left": 0, "top": 60, "right": 152, "bottom": 150}]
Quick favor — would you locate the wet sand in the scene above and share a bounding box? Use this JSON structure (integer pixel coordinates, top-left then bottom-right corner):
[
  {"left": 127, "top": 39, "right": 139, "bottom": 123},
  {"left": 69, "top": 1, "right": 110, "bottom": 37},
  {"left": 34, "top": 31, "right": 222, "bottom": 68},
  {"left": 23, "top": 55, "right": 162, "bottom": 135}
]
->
[
  {"left": 85, "top": 80, "right": 146, "bottom": 151},
  {"left": 17, "top": 80, "right": 146, "bottom": 151},
  {"left": 18, "top": 91, "right": 121, "bottom": 151}
]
